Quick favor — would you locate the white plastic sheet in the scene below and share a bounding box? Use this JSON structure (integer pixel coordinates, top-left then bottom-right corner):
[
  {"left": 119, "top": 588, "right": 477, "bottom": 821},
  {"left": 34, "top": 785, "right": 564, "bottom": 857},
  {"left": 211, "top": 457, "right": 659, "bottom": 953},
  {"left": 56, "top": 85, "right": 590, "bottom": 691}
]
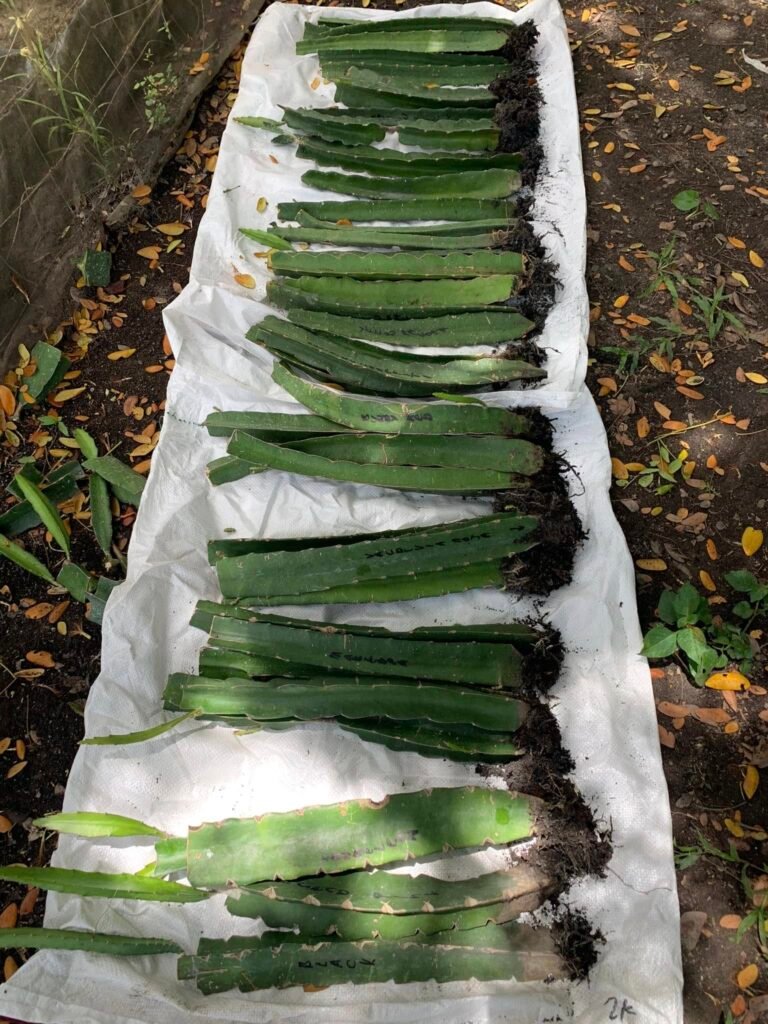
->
[{"left": 1, "top": 3, "right": 683, "bottom": 1023}]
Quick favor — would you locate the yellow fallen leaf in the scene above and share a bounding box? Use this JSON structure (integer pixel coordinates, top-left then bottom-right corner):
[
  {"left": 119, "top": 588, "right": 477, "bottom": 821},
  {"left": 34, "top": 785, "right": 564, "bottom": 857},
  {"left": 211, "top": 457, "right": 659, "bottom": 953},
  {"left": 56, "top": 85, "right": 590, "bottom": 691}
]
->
[
  {"left": 699, "top": 570, "right": 716, "bottom": 592},
  {"left": 727, "top": 236, "right": 746, "bottom": 249},
  {"left": 132, "top": 183, "right": 151, "bottom": 198},
  {"left": 742, "top": 526, "right": 764, "bottom": 556},
  {"left": 726, "top": 818, "right": 745, "bottom": 838},
  {"left": 52, "top": 386, "right": 86, "bottom": 403},
  {"left": 668, "top": 78, "right": 680, "bottom": 91},
  {"left": 234, "top": 273, "right": 256, "bottom": 289},
  {"left": 743, "top": 765, "right": 759, "bottom": 800},
  {"left": 706, "top": 538, "right": 718, "bottom": 560},
  {"left": 705, "top": 670, "right": 750, "bottom": 691},
  {"left": 748, "top": 250, "right": 765, "bottom": 268},
  {"left": 137, "top": 246, "right": 161, "bottom": 260},
  {"left": 737, "top": 963, "right": 758, "bottom": 990},
  {"left": 257, "top": 197, "right": 268, "bottom": 213},
  {"left": 107, "top": 348, "right": 136, "bottom": 361},
  {"left": 614, "top": 294, "right": 629, "bottom": 308},
  {"left": 745, "top": 371, "right": 768, "bottom": 384},
  {"left": 619, "top": 24, "right": 641, "bottom": 36},
  {"left": 653, "top": 31, "right": 672, "bottom": 40},
  {"left": 0, "top": 384, "right": 15, "bottom": 416},
  {"left": 636, "top": 558, "right": 667, "bottom": 572},
  {"left": 610, "top": 457, "right": 628, "bottom": 480},
  {"left": 613, "top": 82, "right": 636, "bottom": 92},
  {"left": 156, "top": 222, "right": 187, "bottom": 236},
  {"left": 731, "top": 271, "right": 749, "bottom": 287},
  {"left": 624, "top": 462, "right": 646, "bottom": 472}
]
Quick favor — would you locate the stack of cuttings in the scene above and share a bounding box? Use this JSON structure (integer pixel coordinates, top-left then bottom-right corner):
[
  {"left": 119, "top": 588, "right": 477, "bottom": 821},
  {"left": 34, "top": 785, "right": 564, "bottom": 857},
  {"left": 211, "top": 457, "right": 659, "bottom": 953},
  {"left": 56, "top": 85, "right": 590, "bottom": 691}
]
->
[
  {"left": 163, "top": 601, "right": 561, "bottom": 760},
  {"left": 205, "top": 399, "right": 557, "bottom": 493},
  {"left": 2, "top": 788, "right": 577, "bottom": 991},
  {"left": 3, "top": 14, "right": 602, "bottom": 999},
  {"left": 234, "top": 13, "right": 551, "bottom": 398}
]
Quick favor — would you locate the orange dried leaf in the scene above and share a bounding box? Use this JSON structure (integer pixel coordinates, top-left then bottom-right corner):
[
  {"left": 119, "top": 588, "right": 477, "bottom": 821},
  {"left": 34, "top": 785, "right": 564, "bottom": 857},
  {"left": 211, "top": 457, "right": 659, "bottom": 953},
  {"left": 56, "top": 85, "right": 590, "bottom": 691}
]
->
[
  {"left": 657, "top": 701, "right": 693, "bottom": 719},
  {"left": 737, "top": 964, "right": 758, "bottom": 990},
  {"left": 721, "top": 914, "right": 743, "bottom": 930},
  {"left": 706, "top": 538, "right": 718, "bottom": 561},
  {"left": 699, "top": 570, "right": 716, "bottom": 592},
  {"left": 25, "top": 650, "right": 54, "bottom": 668},
  {"left": 654, "top": 401, "right": 672, "bottom": 419},
  {"left": 234, "top": 273, "right": 256, "bottom": 289},
  {"left": 693, "top": 707, "right": 731, "bottom": 726},
  {"left": 137, "top": 246, "right": 161, "bottom": 260},
  {"left": 658, "top": 724, "right": 675, "bottom": 749},
  {"left": 619, "top": 24, "right": 641, "bottom": 36},
  {"left": 6, "top": 762, "right": 27, "bottom": 780},
  {"left": 613, "top": 294, "right": 630, "bottom": 308},
  {"left": 636, "top": 416, "right": 650, "bottom": 438},
  {"left": 618, "top": 254, "right": 635, "bottom": 272},
  {"left": 743, "top": 765, "right": 759, "bottom": 800},
  {"left": 636, "top": 558, "right": 667, "bottom": 571},
  {"left": 0, "top": 384, "right": 15, "bottom": 416},
  {"left": 107, "top": 348, "right": 136, "bottom": 361},
  {"left": 749, "top": 250, "right": 765, "bottom": 268},
  {"left": 132, "top": 184, "right": 151, "bottom": 199},
  {"left": 0, "top": 904, "right": 17, "bottom": 929},
  {"left": 611, "top": 457, "right": 628, "bottom": 480},
  {"left": 627, "top": 313, "right": 651, "bottom": 326},
  {"left": 156, "top": 222, "right": 187, "bottom": 236}
]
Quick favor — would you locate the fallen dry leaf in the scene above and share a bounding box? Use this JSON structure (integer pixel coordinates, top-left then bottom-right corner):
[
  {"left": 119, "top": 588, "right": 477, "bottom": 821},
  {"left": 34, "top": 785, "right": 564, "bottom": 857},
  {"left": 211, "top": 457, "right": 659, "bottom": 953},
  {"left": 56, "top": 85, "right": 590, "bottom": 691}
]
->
[
  {"left": 705, "top": 670, "right": 750, "bottom": 691},
  {"left": 25, "top": 650, "right": 54, "bottom": 668},
  {"left": 156, "top": 222, "right": 187, "bottom": 237},
  {"left": 719, "top": 914, "right": 742, "bottom": 929},
  {"left": 0, "top": 904, "right": 17, "bottom": 929},
  {"left": 636, "top": 558, "right": 667, "bottom": 571},
  {"left": 737, "top": 963, "right": 759, "bottom": 990},
  {"left": 692, "top": 707, "right": 731, "bottom": 726},
  {"left": 743, "top": 765, "right": 760, "bottom": 800},
  {"left": 742, "top": 527, "right": 764, "bottom": 557},
  {"left": 234, "top": 273, "right": 256, "bottom": 289}
]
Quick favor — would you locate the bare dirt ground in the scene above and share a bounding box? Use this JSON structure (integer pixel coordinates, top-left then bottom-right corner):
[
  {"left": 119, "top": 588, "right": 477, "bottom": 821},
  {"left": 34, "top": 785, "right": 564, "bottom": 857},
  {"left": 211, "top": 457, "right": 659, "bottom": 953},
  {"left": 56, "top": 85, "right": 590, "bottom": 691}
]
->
[{"left": 0, "top": 1, "right": 766, "bottom": 1021}]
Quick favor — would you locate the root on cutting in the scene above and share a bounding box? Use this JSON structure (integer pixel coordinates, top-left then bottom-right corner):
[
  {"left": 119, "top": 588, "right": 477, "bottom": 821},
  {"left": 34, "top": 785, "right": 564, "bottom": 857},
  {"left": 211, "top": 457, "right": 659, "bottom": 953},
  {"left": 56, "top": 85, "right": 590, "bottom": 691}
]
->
[{"left": 497, "top": 456, "right": 586, "bottom": 596}]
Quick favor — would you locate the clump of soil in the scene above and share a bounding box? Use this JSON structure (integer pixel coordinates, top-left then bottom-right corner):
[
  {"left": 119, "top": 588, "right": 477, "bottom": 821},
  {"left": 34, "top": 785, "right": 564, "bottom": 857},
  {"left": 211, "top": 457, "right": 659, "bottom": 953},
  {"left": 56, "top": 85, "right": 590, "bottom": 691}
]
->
[
  {"left": 480, "top": 704, "right": 611, "bottom": 978},
  {"left": 521, "top": 626, "right": 565, "bottom": 695},
  {"left": 498, "top": 457, "right": 586, "bottom": 595}
]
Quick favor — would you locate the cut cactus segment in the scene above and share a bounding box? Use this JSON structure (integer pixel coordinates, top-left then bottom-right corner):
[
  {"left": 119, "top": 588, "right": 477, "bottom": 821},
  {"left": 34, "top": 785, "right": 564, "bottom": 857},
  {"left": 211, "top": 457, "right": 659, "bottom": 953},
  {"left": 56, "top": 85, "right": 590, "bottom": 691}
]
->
[
  {"left": 245, "top": 863, "right": 549, "bottom": 914},
  {"left": 214, "top": 511, "right": 538, "bottom": 602},
  {"left": 179, "top": 927, "right": 565, "bottom": 994},
  {"left": 186, "top": 786, "right": 540, "bottom": 887}
]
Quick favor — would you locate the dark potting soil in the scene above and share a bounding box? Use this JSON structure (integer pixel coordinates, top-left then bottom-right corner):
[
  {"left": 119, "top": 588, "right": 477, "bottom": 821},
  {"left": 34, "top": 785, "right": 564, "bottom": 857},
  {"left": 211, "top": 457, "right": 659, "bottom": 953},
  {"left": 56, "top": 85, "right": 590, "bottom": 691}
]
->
[
  {"left": 498, "top": 455, "right": 586, "bottom": 596},
  {"left": 480, "top": 702, "right": 611, "bottom": 979}
]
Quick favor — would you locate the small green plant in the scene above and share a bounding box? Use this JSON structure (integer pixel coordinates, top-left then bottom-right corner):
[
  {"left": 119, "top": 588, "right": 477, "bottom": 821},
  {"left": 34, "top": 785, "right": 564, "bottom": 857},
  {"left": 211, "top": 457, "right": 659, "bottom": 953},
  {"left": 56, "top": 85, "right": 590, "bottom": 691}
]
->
[
  {"left": 672, "top": 189, "right": 718, "bottom": 221},
  {"left": 17, "top": 34, "right": 111, "bottom": 164},
  {"left": 642, "top": 577, "right": 762, "bottom": 683},
  {"left": 133, "top": 64, "right": 179, "bottom": 130}
]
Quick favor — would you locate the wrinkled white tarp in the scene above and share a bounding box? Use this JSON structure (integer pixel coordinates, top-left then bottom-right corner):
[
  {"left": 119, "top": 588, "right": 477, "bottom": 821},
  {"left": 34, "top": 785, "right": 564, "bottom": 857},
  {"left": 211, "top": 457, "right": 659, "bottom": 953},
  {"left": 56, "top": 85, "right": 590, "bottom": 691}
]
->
[{"left": 1, "top": 3, "right": 683, "bottom": 1023}]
